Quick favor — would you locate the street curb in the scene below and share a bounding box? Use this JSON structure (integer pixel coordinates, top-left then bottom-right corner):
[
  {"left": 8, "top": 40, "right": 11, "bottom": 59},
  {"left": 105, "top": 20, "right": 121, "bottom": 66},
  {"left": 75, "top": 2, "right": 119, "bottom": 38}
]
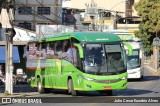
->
[
  {"left": 145, "top": 65, "right": 157, "bottom": 72},
  {"left": 0, "top": 92, "right": 38, "bottom": 97}
]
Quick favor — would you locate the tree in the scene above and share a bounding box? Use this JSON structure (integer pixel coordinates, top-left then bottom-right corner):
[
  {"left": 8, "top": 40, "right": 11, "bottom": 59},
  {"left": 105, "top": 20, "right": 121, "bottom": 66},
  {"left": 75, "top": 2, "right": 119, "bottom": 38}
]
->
[
  {"left": 0, "top": 0, "right": 7, "bottom": 8},
  {"left": 134, "top": 0, "right": 160, "bottom": 54}
]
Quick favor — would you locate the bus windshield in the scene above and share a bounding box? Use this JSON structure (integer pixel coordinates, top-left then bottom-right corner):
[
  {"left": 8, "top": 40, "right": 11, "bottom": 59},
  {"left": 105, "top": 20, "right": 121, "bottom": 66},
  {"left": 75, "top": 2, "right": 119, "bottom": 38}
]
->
[
  {"left": 127, "top": 50, "right": 140, "bottom": 69},
  {"left": 83, "top": 43, "right": 126, "bottom": 75}
]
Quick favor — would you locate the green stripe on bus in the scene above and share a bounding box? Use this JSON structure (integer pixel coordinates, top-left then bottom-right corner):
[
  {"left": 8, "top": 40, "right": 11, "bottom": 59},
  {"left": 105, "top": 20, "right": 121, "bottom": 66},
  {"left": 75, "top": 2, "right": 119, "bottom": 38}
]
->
[
  {"left": 124, "top": 42, "right": 133, "bottom": 55},
  {"left": 74, "top": 43, "right": 84, "bottom": 58}
]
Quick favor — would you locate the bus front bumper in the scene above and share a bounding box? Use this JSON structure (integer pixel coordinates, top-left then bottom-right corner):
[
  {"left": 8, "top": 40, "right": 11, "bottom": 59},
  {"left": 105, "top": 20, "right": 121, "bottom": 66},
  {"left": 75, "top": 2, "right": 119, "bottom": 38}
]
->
[
  {"left": 127, "top": 68, "right": 143, "bottom": 79},
  {"left": 79, "top": 79, "right": 127, "bottom": 91}
]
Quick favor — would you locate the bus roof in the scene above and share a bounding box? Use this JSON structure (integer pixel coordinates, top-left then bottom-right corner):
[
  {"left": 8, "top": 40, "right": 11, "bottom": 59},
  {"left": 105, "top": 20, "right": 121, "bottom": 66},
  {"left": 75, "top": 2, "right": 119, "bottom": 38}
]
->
[{"left": 40, "top": 32, "right": 121, "bottom": 43}]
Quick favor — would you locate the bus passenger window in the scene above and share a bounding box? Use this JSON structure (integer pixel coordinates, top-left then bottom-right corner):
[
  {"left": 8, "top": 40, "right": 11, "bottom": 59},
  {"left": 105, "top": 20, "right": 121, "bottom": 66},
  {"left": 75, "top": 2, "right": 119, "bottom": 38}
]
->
[
  {"left": 46, "top": 42, "right": 55, "bottom": 59},
  {"left": 55, "top": 41, "right": 63, "bottom": 58},
  {"left": 41, "top": 43, "right": 47, "bottom": 59},
  {"left": 26, "top": 45, "right": 29, "bottom": 60},
  {"left": 66, "top": 43, "right": 77, "bottom": 66},
  {"left": 61, "top": 40, "right": 70, "bottom": 58},
  {"left": 35, "top": 43, "right": 41, "bottom": 59}
]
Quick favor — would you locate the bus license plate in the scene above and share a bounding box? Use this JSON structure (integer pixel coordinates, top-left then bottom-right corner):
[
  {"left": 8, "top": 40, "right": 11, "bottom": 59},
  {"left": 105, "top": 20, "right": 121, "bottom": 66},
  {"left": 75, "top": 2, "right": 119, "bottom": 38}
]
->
[{"left": 104, "top": 86, "right": 111, "bottom": 90}]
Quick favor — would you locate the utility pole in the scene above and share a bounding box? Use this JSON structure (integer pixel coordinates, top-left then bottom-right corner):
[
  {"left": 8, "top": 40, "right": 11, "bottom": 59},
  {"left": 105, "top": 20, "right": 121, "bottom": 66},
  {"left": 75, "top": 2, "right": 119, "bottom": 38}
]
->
[
  {"left": 0, "top": 0, "right": 15, "bottom": 95},
  {"left": 85, "top": 0, "right": 97, "bottom": 31}
]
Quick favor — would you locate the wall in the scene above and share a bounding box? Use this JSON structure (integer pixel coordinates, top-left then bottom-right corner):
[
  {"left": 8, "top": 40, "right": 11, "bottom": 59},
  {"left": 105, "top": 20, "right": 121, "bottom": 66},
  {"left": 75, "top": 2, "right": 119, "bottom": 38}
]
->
[{"left": 14, "top": 0, "right": 62, "bottom": 30}]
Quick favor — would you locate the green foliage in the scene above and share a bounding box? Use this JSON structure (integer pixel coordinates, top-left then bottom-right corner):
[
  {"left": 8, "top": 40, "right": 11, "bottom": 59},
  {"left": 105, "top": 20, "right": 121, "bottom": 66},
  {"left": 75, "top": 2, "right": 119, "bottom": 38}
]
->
[
  {"left": 0, "top": 0, "right": 7, "bottom": 8},
  {"left": 134, "top": 0, "right": 160, "bottom": 54}
]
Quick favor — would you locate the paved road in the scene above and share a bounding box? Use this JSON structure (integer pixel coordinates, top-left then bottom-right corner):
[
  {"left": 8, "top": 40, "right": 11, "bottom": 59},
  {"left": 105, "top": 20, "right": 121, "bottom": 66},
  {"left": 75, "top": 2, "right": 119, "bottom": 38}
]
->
[{"left": 0, "top": 67, "right": 160, "bottom": 106}]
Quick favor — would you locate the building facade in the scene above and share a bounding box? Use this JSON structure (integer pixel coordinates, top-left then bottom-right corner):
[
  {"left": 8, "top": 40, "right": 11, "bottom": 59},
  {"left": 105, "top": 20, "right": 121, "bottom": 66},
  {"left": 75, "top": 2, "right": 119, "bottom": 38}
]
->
[
  {"left": 14, "top": 0, "right": 62, "bottom": 31},
  {"left": 63, "top": 0, "right": 140, "bottom": 17},
  {"left": 62, "top": 0, "right": 141, "bottom": 30}
]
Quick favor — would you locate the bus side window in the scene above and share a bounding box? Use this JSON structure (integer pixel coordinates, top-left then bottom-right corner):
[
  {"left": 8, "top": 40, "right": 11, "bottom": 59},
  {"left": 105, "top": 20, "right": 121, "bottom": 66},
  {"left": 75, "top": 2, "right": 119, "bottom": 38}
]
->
[
  {"left": 63, "top": 40, "right": 70, "bottom": 52},
  {"left": 46, "top": 42, "right": 55, "bottom": 59},
  {"left": 66, "top": 43, "right": 77, "bottom": 66},
  {"left": 29, "top": 43, "right": 36, "bottom": 60},
  {"left": 26, "top": 45, "right": 29, "bottom": 60},
  {"left": 61, "top": 40, "right": 70, "bottom": 58},
  {"left": 55, "top": 41, "right": 63, "bottom": 58},
  {"left": 35, "top": 43, "right": 41, "bottom": 59},
  {"left": 41, "top": 43, "right": 47, "bottom": 59}
]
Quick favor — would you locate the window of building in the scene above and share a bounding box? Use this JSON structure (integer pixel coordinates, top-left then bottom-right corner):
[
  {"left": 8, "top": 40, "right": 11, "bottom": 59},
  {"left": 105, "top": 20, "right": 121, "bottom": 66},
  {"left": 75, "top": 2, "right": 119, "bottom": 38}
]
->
[
  {"left": 18, "top": 22, "right": 32, "bottom": 30},
  {"left": 37, "top": 7, "right": 50, "bottom": 15},
  {"left": 18, "top": 6, "right": 32, "bottom": 15}
]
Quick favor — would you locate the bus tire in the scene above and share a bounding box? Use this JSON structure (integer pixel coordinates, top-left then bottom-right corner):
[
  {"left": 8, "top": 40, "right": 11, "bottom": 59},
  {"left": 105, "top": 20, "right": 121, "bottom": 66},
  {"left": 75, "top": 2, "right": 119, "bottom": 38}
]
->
[
  {"left": 37, "top": 78, "right": 44, "bottom": 94},
  {"left": 68, "top": 79, "right": 77, "bottom": 96},
  {"left": 139, "top": 75, "right": 143, "bottom": 81}
]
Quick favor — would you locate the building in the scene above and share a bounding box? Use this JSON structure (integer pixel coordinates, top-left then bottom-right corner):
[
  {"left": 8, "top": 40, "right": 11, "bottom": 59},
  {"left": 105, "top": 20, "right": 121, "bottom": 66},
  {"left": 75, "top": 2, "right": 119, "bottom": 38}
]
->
[
  {"left": 63, "top": 0, "right": 139, "bottom": 17},
  {"left": 62, "top": 0, "right": 141, "bottom": 30},
  {"left": 14, "top": 0, "right": 63, "bottom": 31}
]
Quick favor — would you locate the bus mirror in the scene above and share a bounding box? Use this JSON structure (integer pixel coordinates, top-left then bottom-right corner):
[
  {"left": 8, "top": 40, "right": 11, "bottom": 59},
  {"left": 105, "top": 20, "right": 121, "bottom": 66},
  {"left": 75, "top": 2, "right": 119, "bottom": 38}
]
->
[{"left": 74, "top": 43, "right": 84, "bottom": 58}]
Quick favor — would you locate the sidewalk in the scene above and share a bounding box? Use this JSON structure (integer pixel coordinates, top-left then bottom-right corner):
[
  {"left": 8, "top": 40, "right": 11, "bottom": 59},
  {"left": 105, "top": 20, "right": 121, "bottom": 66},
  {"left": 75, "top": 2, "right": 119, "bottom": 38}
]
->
[
  {"left": 0, "top": 84, "right": 38, "bottom": 97},
  {"left": 0, "top": 92, "right": 38, "bottom": 97},
  {"left": 144, "top": 59, "right": 160, "bottom": 76}
]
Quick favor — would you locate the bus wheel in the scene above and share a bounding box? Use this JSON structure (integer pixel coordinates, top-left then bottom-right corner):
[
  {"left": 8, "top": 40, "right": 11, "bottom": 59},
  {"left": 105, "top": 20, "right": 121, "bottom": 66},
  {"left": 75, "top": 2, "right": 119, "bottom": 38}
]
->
[
  {"left": 37, "top": 78, "right": 44, "bottom": 94},
  {"left": 139, "top": 75, "right": 143, "bottom": 81},
  {"left": 68, "top": 79, "right": 77, "bottom": 96}
]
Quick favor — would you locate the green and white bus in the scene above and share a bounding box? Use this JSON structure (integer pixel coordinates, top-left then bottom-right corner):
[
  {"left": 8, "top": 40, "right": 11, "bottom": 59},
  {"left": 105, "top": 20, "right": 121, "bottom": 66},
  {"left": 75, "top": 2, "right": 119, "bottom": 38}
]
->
[
  {"left": 107, "top": 29, "right": 144, "bottom": 79},
  {"left": 124, "top": 42, "right": 144, "bottom": 79},
  {"left": 26, "top": 32, "right": 127, "bottom": 96}
]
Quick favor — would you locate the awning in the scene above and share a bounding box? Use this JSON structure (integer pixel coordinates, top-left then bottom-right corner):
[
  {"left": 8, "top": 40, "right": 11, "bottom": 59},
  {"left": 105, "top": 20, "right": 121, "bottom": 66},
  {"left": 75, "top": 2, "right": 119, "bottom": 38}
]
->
[
  {"left": 0, "top": 46, "right": 20, "bottom": 63},
  {"left": 0, "top": 41, "right": 28, "bottom": 45}
]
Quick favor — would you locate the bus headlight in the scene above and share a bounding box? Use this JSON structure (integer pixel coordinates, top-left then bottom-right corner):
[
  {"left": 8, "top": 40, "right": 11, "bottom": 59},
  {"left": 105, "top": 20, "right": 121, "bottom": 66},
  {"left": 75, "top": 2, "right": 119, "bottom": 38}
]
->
[
  {"left": 80, "top": 75, "right": 94, "bottom": 81},
  {"left": 120, "top": 76, "right": 127, "bottom": 80}
]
